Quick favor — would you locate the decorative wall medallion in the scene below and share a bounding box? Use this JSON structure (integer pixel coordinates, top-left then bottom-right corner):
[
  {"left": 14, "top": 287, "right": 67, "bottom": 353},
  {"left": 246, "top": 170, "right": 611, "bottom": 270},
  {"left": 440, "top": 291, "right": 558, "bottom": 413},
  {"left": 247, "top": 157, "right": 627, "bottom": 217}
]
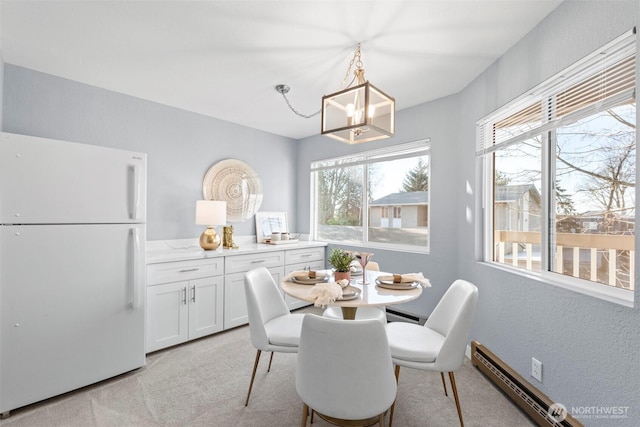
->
[{"left": 202, "top": 159, "right": 263, "bottom": 222}]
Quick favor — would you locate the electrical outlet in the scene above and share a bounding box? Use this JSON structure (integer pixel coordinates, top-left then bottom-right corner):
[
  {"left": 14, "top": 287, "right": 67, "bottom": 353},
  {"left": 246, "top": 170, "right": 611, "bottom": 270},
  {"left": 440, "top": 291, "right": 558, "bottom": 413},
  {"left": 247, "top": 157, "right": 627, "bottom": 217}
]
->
[{"left": 531, "top": 357, "right": 543, "bottom": 382}]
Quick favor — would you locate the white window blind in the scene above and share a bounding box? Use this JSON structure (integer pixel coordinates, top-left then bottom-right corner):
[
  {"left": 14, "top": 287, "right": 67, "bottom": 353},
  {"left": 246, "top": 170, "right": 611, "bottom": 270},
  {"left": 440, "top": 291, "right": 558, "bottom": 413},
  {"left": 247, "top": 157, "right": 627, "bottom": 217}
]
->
[
  {"left": 310, "top": 139, "right": 430, "bottom": 171},
  {"left": 477, "top": 28, "right": 636, "bottom": 155}
]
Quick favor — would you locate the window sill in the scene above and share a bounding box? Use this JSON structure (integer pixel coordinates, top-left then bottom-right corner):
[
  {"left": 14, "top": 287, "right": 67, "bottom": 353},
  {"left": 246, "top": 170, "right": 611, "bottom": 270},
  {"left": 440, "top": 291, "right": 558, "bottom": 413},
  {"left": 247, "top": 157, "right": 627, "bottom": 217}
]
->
[
  {"left": 321, "top": 239, "right": 429, "bottom": 255},
  {"left": 478, "top": 261, "right": 634, "bottom": 308}
]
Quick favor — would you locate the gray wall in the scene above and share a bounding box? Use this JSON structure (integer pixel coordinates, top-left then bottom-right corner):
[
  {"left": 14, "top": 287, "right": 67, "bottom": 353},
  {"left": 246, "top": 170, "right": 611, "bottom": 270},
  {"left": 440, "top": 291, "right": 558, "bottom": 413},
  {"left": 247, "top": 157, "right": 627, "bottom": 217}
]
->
[
  {"left": 2, "top": 65, "right": 298, "bottom": 240},
  {"left": 456, "top": 1, "right": 639, "bottom": 423}
]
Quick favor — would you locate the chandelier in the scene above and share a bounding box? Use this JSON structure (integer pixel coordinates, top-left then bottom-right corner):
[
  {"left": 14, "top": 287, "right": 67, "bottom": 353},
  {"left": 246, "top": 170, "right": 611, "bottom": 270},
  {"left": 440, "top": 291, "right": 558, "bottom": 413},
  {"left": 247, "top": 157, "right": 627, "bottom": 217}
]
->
[
  {"left": 275, "top": 43, "right": 395, "bottom": 144},
  {"left": 321, "top": 44, "right": 395, "bottom": 144}
]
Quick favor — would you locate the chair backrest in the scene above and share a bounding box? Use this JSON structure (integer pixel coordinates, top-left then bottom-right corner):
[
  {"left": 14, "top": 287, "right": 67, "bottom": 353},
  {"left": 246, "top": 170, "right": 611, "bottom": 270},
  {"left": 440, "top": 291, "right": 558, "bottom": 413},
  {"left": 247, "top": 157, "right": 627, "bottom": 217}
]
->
[
  {"left": 425, "top": 279, "right": 478, "bottom": 371},
  {"left": 244, "top": 267, "right": 291, "bottom": 350},
  {"left": 296, "top": 315, "right": 397, "bottom": 420},
  {"left": 366, "top": 261, "right": 380, "bottom": 271}
]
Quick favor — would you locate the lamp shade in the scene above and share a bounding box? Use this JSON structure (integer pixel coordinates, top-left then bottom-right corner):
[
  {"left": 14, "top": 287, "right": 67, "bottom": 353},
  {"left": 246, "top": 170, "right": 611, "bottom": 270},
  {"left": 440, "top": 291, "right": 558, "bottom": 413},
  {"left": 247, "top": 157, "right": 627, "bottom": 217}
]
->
[{"left": 195, "top": 200, "right": 227, "bottom": 225}]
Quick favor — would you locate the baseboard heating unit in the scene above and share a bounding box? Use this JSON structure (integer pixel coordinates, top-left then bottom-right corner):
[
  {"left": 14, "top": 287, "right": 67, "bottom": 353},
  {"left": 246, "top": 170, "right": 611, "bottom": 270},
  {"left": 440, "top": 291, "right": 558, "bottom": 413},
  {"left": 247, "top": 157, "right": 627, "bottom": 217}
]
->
[{"left": 471, "top": 341, "right": 582, "bottom": 427}]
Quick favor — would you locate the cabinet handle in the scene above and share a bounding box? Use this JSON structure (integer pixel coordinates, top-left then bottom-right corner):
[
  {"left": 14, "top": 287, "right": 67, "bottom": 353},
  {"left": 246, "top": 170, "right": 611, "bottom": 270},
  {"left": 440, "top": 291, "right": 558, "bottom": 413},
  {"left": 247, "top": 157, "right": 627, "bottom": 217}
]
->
[
  {"left": 179, "top": 268, "right": 199, "bottom": 273},
  {"left": 251, "top": 260, "right": 265, "bottom": 264},
  {"left": 301, "top": 254, "right": 312, "bottom": 258},
  {"left": 182, "top": 287, "right": 187, "bottom": 305},
  {"left": 191, "top": 285, "right": 196, "bottom": 303}
]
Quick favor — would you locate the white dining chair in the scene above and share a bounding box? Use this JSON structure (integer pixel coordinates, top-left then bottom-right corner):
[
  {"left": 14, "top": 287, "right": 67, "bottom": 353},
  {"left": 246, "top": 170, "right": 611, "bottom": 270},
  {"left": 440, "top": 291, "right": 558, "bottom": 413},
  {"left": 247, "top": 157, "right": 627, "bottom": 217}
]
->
[
  {"left": 243, "top": 267, "right": 306, "bottom": 406},
  {"left": 296, "top": 315, "right": 397, "bottom": 426},
  {"left": 385, "top": 279, "right": 478, "bottom": 427},
  {"left": 322, "top": 260, "right": 386, "bottom": 323}
]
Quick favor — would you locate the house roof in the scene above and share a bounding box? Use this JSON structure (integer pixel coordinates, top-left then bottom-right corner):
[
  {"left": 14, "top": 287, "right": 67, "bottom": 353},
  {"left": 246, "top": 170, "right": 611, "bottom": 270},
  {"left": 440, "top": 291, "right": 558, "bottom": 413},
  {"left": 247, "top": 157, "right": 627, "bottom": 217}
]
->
[
  {"left": 495, "top": 184, "right": 541, "bottom": 204},
  {"left": 370, "top": 191, "right": 428, "bottom": 206}
]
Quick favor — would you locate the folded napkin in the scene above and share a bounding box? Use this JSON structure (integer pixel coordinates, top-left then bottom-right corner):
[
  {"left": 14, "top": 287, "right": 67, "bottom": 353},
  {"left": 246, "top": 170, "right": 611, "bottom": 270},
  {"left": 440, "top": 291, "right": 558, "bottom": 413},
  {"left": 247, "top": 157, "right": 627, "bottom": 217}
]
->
[
  {"left": 349, "top": 263, "right": 362, "bottom": 273},
  {"left": 309, "top": 279, "right": 349, "bottom": 307},
  {"left": 379, "top": 272, "right": 431, "bottom": 288}
]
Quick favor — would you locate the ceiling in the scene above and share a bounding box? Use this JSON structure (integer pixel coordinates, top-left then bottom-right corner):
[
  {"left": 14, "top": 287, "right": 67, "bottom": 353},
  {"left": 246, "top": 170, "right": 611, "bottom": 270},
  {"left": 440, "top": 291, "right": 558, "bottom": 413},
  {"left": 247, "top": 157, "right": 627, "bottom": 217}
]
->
[{"left": 0, "top": 0, "right": 563, "bottom": 140}]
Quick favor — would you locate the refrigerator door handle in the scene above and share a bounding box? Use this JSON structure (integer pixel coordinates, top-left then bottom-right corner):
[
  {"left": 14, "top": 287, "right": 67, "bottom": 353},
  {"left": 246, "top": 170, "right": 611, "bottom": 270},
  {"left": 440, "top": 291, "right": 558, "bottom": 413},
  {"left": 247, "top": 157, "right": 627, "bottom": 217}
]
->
[
  {"left": 129, "top": 164, "right": 141, "bottom": 220},
  {"left": 131, "top": 227, "right": 143, "bottom": 308}
]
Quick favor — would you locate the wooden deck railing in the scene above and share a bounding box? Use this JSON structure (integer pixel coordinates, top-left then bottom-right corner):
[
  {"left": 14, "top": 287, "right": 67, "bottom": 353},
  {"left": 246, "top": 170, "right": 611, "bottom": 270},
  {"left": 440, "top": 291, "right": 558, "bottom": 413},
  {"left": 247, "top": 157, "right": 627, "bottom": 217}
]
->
[{"left": 494, "top": 230, "right": 635, "bottom": 290}]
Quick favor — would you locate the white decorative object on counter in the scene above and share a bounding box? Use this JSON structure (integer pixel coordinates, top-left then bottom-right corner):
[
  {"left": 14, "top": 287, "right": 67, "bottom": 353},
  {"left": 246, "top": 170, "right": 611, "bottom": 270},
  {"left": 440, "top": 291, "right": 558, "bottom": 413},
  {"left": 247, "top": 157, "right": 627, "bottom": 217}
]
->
[{"left": 255, "top": 211, "right": 288, "bottom": 243}]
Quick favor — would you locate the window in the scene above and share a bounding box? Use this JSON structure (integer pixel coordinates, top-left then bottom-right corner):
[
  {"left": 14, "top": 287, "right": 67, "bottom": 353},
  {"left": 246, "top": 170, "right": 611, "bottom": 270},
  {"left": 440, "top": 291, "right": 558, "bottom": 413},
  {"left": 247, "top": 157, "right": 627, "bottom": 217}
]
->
[
  {"left": 311, "top": 140, "right": 430, "bottom": 252},
  {"left": 477, "top": 30, "right": 636, "bottom": 305}
]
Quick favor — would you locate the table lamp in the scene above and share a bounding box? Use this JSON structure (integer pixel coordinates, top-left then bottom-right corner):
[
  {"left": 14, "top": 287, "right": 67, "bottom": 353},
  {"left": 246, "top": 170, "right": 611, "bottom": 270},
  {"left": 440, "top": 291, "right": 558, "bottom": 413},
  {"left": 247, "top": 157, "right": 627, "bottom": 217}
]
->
[{"left": 195, "top": 200, "right": 227, "bottom": 250}]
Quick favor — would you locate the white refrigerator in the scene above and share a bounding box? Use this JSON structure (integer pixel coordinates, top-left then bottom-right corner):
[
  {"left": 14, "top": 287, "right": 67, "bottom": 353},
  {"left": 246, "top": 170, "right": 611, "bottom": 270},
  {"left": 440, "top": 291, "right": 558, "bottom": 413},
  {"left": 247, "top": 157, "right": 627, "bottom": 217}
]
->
[{"left": 0, "top": 132, "right": 147, "bottom": 415}]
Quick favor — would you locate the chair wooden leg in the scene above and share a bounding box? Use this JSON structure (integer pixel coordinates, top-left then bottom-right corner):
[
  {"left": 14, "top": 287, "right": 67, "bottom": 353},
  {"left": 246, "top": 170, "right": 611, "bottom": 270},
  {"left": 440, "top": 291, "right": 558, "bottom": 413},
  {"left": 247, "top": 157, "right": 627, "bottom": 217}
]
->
[
  {"left": 379, "top": 412, "right": 385, "bottom": 426},
  {"left": 245, "top": 350, "right": 262, "bottom": 406},
  {"left": 389, "top": 365, "right": 400, "bottom": 427},
  {"left": 440, "top": 372, "right": 448, "bottom": 396},
  {"left": 448, "top": 372, "right": 464, "bottom": 427},
  {"left": 301, "top": 403, "right": 309, "bottom": 427},
  {"left": 267, "top": 351, "right": 275, "bottom": 372},
  {"left": 310, "top": 409, "right": 314, "bottom": 423}
]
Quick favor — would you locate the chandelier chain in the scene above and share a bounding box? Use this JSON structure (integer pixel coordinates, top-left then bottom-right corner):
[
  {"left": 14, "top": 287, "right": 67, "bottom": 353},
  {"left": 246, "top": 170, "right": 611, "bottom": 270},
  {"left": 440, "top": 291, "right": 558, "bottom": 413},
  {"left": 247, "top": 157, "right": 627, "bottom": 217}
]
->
[
  {"left": 279, "top": 90, "right": 321, "bottom": 118},
  {"left": 339, "top": 43, "right": 363, "bottom": 89},
  {"left": 276, "top": 43, "right": 366, "bottom": 120}
]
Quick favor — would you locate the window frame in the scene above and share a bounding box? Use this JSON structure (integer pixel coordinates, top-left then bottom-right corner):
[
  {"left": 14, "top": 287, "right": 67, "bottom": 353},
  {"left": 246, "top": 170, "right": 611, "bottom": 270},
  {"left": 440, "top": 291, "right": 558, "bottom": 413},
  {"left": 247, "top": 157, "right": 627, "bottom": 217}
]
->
[
  {"left": 310, "top": 139, "right": 431, "bottom": 254},
  {"left": 477, "top": 29, "right": 636, "bottom": 307}
]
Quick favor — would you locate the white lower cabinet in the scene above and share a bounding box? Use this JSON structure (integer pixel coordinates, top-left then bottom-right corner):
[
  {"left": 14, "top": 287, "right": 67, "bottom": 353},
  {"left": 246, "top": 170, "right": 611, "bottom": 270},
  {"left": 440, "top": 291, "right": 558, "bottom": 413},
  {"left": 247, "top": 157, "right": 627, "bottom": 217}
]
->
[
  {"left": 146, "top": 243, "right": 326, "bottom": 352},
  {"left": 146, "top": 258, "right": 224, "bottom": 353}
]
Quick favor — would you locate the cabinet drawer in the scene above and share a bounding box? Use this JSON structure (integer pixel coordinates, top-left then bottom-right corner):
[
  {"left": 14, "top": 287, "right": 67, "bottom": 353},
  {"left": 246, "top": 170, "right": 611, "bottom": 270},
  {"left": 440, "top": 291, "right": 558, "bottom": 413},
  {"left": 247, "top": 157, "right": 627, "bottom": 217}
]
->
[
  {"left": 285, "top": 247, "right": 325, "bottom": 265},
  {"left": 224, "top": 251, "right": 284, "bottom": 274},
  {"left": 147, "top": 257, "right": 224, "bottom": 285}
]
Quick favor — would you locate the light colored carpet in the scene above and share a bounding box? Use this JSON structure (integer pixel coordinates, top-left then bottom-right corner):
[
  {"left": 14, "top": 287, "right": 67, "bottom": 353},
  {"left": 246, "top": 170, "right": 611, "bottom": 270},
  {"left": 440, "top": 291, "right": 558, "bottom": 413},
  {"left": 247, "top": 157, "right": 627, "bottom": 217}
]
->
[{"left": 0, "top": 307, "right": 534, "bottom": 426}]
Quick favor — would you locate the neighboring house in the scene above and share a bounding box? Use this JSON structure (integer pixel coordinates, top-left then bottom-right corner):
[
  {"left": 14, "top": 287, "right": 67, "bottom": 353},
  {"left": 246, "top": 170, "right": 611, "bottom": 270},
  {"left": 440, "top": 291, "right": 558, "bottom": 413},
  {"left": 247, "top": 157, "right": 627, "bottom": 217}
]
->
[
  {"left": 494, "top": 184, "right": 541, "bottom": 232},
  {"left": 369, "top": 191, "right": 428, "bottom": 228}
]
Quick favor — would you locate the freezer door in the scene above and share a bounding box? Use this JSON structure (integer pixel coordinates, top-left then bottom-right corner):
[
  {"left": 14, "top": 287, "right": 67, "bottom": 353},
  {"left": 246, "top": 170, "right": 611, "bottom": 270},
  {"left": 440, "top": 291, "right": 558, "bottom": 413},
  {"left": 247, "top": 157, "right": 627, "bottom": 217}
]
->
[
  {"left": 0, "top": 224, "right": 146, "bottom": 414},
  {"left": 0, "top": 133, "right": 146, "bottom": 224}
]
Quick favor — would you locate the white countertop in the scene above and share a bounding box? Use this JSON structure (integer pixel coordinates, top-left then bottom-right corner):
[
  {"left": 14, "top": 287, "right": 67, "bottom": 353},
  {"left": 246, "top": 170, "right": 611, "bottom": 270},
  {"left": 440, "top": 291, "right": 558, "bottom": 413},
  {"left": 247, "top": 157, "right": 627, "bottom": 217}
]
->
[{"left": 146, "top": 237, "right": 327, "bottom": 264}]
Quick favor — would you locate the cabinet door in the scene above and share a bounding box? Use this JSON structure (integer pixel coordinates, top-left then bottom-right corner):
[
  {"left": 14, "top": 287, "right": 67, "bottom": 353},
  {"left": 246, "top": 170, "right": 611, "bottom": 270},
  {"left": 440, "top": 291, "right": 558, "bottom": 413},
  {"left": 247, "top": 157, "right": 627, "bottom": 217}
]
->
[
  {"left": 146, "top": 282, "right": 189, "bottom": 352},
  {"left": 224, "top": 267, "right": 284, "bottom": 329},
  {"left": 224, "top": 272, "right": 248, "bottom": 329},
  {"left": 188, "top": 276, "right": 224, "bottom": 340}
]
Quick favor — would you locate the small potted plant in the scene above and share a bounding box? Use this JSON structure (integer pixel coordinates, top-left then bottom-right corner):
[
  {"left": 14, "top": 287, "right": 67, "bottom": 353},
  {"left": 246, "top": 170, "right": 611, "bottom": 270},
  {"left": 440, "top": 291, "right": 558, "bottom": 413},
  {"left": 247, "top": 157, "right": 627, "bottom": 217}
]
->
[{"left": 328, "top": 248, "right": 356, "bottom": 282}]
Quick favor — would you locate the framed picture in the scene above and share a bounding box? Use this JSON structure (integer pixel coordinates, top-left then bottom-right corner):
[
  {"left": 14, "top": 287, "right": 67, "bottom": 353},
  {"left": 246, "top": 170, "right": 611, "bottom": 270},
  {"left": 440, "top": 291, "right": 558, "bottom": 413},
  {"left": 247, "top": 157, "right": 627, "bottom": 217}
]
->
[{"left": 255, "top": 211, "right": 288, "bottom": 243}]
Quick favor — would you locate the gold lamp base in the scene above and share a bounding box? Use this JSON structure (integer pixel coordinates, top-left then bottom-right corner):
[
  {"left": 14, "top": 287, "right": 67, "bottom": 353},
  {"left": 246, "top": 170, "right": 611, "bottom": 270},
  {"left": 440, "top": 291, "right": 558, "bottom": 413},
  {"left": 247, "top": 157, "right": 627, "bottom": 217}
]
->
[{"left": 199, "top": 226, "right": 221, "bottom": 250}]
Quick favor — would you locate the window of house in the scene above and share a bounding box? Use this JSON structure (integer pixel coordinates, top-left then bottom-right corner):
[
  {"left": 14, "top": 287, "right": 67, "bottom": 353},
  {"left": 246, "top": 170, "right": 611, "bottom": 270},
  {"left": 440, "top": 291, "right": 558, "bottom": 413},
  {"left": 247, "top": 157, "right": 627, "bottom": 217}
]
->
[
  {"left": 311, "top": 139, "right": 430, "bottom": 252},
  {"left": 477, "top": 29, "right": 636, "bottom": 306}
]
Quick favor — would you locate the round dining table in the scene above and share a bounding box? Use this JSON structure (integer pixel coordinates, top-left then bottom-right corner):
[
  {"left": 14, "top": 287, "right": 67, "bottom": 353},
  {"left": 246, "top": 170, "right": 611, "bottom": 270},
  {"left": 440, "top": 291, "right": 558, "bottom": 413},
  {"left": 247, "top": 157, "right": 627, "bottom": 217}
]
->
[{"left": 280, "top": 270, "right": 423, "bottom": 320}]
